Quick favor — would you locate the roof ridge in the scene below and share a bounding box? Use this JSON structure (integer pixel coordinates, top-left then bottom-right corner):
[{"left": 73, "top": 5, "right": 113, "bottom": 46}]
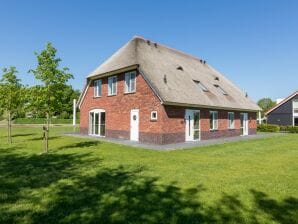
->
[{"left": 136, "top": 36, "right": 204, "bottom": 63}]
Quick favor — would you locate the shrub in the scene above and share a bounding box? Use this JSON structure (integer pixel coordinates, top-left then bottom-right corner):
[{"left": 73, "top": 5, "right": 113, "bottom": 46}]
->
[
  {"left": 286, "top": 126, "right": 298, "bottom": 133},
  {"left": 59, "top": 111, "right": 70, "bottom": 119},
  {"left": 279, "top": 126, "right": 288, "bottom": 132},
  {"left": 257, "top": 124, "right": 280, "bottom": 132},
  {"left": 14, "top": 118, "right": 79, "bottom": 124}
]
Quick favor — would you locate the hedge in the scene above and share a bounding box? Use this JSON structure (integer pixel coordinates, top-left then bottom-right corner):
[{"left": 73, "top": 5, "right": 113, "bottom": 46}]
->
[
  {"left": 14, "top": 118, "right": 79, "bottom": 124},
  {"left": 281, "top": 126, "right": 298, "bottom": 133},
  {"left": 257, "top": 124, "right": 280, "bottom": 132}
]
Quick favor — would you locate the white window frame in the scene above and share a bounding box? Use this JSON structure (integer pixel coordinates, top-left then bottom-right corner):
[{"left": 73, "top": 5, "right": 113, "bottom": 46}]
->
[
  {"left": 210, "top": 111, "right": 218, "bottom": 130},
  {"left": 125, "top": 71, "right": 136, "bottom": 93},
  {"left": 228, "top": 112, "right": 235, "bottom": 129},
  {"left": 108, "top": 76, "right": 117, "bottom": 96},
  {"left": 150, "top": 111, "right": 157, "bottom": 120},
  {"left": 93, "top": 79, "right": 102, "bottom": 97}
]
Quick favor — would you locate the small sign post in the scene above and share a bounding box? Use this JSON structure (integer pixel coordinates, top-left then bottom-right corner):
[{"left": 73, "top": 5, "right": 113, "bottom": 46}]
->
[{"left": 73, "top": 99, "right": 76, "bottom": 132}]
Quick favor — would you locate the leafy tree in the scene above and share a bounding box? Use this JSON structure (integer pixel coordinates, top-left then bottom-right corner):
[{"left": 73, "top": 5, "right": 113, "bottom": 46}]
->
[
  {"left": 257, "top": 98, "right": 276, "bottom": 116},
  {"left": 29, "top": 42, "right": 73, "bottom": 153},
  {"left": 0, "top": 67, "right": 23, "bottom": 143}
]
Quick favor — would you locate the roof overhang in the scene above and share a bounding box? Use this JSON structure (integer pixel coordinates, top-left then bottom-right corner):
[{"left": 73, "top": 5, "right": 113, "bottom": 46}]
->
[
  {"left": 87, "top": 64, "right": 139, "bottom": 80},
  {"left": 162, "top": 101, "right": 260, "bottom": 112}
]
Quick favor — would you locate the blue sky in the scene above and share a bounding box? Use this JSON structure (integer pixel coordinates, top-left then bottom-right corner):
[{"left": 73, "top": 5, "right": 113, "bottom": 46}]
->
[{"left": 0, "top": 0, "right": 297, "bottom": 101}]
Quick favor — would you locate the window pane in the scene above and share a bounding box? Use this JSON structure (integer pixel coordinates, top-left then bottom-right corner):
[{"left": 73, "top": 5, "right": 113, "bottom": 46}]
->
[
  {"left": 194, "top": 80, "right": 208, "bottom": 92},
  {"left": 194, "top": 130, "right": 199, "bottom": 140},
  {"left": 94, "top": 80, "right": 101, "bottom": 97},
  {"left": 228, "top": 112, "right": 234, "bottom": 128},
  {"left": 214, "top": 112, "right": 218, "bottom": 129},
  {"left": 125, "top": 73, "right": 130, "bottom": 92},
  {"left": 90, "top": 112, "right": 94, "bottom": 134},
  {"left": 210, "top": 112, "right": 213, "bottom": 129},
  {"left": 94, "top": 81, "right": 97, "bottom": 96},
  {"left": 108, "top": 78, "right": 112, "bottom": 95},
  {"left": 95, "top": 113, "right": 99, "bottom": 135},
  {"left": 100, "top": 112, "right": 105, "bottom": 136},
  {"left": 130, "top": 73, "right": 136, "bottom": 92},
  {"left": 113, "top": 77, "right": 117, "bottom": 94},
  {"left": 194, "top": 112, "right": 200, "bottom": 129}
]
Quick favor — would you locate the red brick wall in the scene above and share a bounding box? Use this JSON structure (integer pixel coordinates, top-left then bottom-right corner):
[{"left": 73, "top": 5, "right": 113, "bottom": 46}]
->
[
  {"left": 80, "top": 70, "right": 164, "bottom": 143},
  {"left": 160, "top": 106, "right": 257, "bottom": 141},
  {"left": 80, "top": 70, "right": 257, "bottom": 144}
]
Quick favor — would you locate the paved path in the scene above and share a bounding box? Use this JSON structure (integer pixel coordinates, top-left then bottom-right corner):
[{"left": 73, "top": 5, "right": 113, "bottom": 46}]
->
[{"left": 63, "top": 133, "right": 283, "bottom": 150}]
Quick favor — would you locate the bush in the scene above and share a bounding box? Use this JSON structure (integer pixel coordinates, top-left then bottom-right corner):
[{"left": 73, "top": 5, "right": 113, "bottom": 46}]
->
[
  {"left": 286, "top": 126, "right": 298, "bottom": 133},
  {"left": 14, "top": 118, "right": 79, "bottom": 124},
  {"left": 59, "top": 111, "right": 70, "bottom": 119},
  {"left": 279, "top": 126, "right": 288, "bottom": 132},
  {"left": 257, "top": 124, "right": 280, "bottom": 132}
]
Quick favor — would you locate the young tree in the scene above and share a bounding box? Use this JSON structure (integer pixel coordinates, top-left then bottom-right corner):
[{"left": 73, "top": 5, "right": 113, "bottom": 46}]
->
[
  {"left": 257, "top": 98, "right": 276, "bottom": 116},
  {"left": 29, "top": 42, "right": 73, "bottom": 153},
  {"left": 0, "top": 67, "right": 23, "bottom": 143}
]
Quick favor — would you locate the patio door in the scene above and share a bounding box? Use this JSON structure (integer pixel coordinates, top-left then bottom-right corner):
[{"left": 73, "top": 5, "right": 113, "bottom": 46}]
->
[
  {"left": 240, "top": 113, "right": 248, "bottom": 136},
  {"left": 89, "top": 109, "right": 105, "bottom": 137},
  {"left": 185, "top": 109, "right": 200, "bottom": 141}
]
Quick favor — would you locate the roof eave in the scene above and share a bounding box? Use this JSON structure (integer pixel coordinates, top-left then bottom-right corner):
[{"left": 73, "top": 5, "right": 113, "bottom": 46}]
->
[
  {"left": 87, "top": 64, "right": 139, "bottom": 80},
  {"left": 162, "top": 101, "right": 260, "bottom": 112}
]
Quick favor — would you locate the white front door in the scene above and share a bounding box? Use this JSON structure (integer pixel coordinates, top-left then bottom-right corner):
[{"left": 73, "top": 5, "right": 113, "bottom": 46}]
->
[
  {"left": 185, "top": 109, "right": 200, "bottom": 141},
  {"left": 240, "top": 113, "right": 248, "bottom": 136},
  {"left": 130, "top": 109, "right": 139, "bottom": 141}
]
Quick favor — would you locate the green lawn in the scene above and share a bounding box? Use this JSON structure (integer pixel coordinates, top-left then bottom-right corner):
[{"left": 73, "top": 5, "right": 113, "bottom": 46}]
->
[{"left": 0, "top": 127, "right": 297, "bottom": 224}]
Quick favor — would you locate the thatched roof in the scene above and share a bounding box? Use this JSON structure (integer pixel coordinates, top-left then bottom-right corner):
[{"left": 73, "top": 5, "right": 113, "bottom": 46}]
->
[{"left": 84, "top": 36, "right": 260, "bottom": 111}]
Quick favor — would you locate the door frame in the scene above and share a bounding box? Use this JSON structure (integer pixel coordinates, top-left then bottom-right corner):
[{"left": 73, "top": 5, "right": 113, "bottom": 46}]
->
[
  {"left": 89, "top": 109, "right": 105, "bottom": 137},
  {"left": 130, "top": 109, "right": 139, "bottom": 141},
  {"left": 185, "top": 109, "right": 201, "bottom": 141}
]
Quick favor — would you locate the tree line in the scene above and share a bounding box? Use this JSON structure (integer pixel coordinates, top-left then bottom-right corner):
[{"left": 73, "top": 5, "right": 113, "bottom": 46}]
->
[{"left": 0, "top": 42, "right": 80, "bottom": 152}]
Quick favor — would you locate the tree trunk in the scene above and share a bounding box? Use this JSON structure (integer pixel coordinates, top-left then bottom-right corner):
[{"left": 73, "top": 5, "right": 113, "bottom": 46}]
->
[
  {"left": 44, "top": 112, "right": 50, "bottom": 153},
  {"left": 7, "top": 111, "right": 12, "bottom": 143}
]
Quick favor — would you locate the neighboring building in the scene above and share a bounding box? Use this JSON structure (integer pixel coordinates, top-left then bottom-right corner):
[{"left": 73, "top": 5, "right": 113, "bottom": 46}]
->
[
  {"left": 266, "top": 91, "right": 298, "bottom": 126},
  {"left": 78, "top": 36, "right": 260, "bottom": 144}
]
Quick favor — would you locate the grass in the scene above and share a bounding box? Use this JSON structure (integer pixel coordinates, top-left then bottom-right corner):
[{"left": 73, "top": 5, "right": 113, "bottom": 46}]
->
[{"left": 0, "top": 126, "right": 297, "bottom": 224}]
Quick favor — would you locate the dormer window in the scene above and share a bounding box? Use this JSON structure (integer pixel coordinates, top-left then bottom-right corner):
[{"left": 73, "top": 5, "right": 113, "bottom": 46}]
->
[
  {"left": 194, "top": 80, "right": 208, "bottom": 92},
  {"left": 214, "top": 84, "right": 228, "bottom": 95}
]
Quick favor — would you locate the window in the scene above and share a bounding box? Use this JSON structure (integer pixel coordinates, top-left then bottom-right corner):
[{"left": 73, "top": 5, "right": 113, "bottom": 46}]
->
[
  {"left": 228, "top": 112, "right": 235, "bottom": 129},
  {"left": 214, "top": 84, "right": 228, "bottom": 95},
  {"left": 108, "top": 76, "right": 117, "bottom": 96},
  {"left": 194, "top": 80, "right": 208, "bottom": 92},
  {"left": 210, "top": 111, "right": 218, "bottom": 130},
  {"left": 94, "top": 79, "right": 102, "bottom": 97},
  {"left": 293, "top": 100, "right": 298, "bottom": 114},
  {"left": 151, "top": 111, "right": 157, "bottom": 120},
  {"left": 125, "top": 71, "right": 136, "bottom": 93}
]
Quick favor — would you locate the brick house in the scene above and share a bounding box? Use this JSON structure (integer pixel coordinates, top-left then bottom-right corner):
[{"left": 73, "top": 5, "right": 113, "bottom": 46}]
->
[{"left": 78, "top": 36, "right": 260, "bottom": 144}]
